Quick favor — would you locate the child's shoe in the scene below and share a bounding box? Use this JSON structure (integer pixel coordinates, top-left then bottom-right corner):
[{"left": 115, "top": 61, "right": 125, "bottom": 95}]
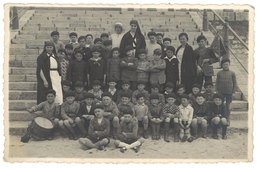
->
[
  {"left": 143, "top": 130, "right": 149, "bottom": 139},
  {"left": 181, "top": 136, "right": 188, "bottom": 142},
  {"left": 120, "top": 147, "right": 127, "bottom": 153},
  {"left": 132, "top": 146, "right": 140, "bottom": 153},
  {"left": 222, "top": 135, "right": 227, "bottom": 140},
  {"left": 174, "top": 136, "right": 180, "bottom": 142},
  {"left": 187, "top": 137, "right": 194, "bottom": 142},
  {"left": 202, "top": 135, "right": 207, "bottom": 138},
  {"left": 212, "top": 134, "right": 219, "bottom": 139}
]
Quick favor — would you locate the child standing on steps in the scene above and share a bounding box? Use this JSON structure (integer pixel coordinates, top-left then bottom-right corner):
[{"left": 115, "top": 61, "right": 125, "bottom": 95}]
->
[
  {"left": 69, "top": 32, "right": 79, "bottom": 50},
  {"left": 136, "top": 49, "right": 150, "bottom": 84},
  {"left": 210, "top": 93, "right": 228, "bottom": 139},
  {"left": 78, "top": 104, "right": 110, "bottom": 150},
  {"left": 58, "top": 49, "right": 70, "bottom": 82},
  {"left": 50, "top": 31, "right": 65, "bottom": 53},
  {"left": 146, "top": 31, "right": 161, "bottom": 61},
  {"left": 216, "top": 59, "right": 238, "bottom": 124},
  {"left": 148, "top": 93, "right": 164, "bottom": 140}
]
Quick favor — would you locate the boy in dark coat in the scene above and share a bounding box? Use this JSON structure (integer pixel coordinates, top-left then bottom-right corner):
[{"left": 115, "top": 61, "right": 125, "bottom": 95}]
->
[
  {"left": 78, "top": 104, "right": 110, "bottom": 150},
  {"left": 210, "top": 94, "right": 228, "bottom": 139},
  {"left": 203, "top": 82, "right": 215, "bottom": 104},
  {"left": 132, "top": 81, "right": 150, "bottom": 105},
  {"left": 74, "top": 36, "right": 92, "bottom": 61},
  {"left": 188, "top": 84, "right": 201, "bottom": 105},
  {"left": 191, "top": 93, "right": 210, "bottom": 138},
  {"left": 74, "top": 81, "right": 88, "bottom": 102},
  {"left": 67, "top": 49, "right": 88, "bottom": 89},
  {"left": 120, "top": 46, "right": 138, "bottom": 90},
  {"left": 117, "top": 80, "right": 133, "bottom": 104},
  {"left": 87, "top": 45, "right": 107, "bottom": 86},
  {"left": 164, "top": 46, "right": 179, "bottom": 91},
  {"left": 104, "top": 79, "right": 119, "bottom": 103},
  {"left": 117, "top": 91, "right": 134, "bottom": 121}
]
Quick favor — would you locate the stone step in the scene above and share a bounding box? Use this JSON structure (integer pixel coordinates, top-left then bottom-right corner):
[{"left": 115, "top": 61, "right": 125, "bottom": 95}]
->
[
  {"left": 10, "top": 55, "right": 37, "bottom": 61},
  {"left": 229, "top": 111, "right": 248, "bottom": 121},
  {"left": 9, "top": 48, "right": 39, "bottom": 55},
  {"left": 230, "top": 100, "right": 248, "bottom": 111},
  {"left": 10, "top": 60, "right": 37, "bottom": 68},
  {"left": 9, "top": 82, "right": 37, "bottom": 91},
  {"left": 9, "top": 75, "right": 37, "bottom": 82},
  {"left": 9, "top": 118, "right": 248, "bottom": 136},
  {"left": 9, "top": 100, "right": 36, "bottom": 111},
  {"left": 10, "top": 44, "right": 26, "bottom": 49},
  {"left": 9, "top": 91, "right": 37, "bottom": 100},
  {"left": 9, "top": 111, "right": 39, "bottom": 121},
  {"left": 9, "top": 67, "right": 36, "bottom": 75}
]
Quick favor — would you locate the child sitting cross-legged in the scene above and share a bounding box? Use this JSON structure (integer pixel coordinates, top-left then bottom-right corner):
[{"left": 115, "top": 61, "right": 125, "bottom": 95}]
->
[
  {"left": 78, "top": 104, "right": 110, "bottom": 150},
  {"left": 21, "top": 89, "right": 60, "bottom": 143},
  {"left": 148, "top": 93, "right": 164, "bottom": 140},
  {"left": 162, "top": 93, "right": 180, "bottom": 142},
  {"left": 191, "top": 93, "right": 210, "bottom": 139},
  {"left": 133, "top": 93, "right": 149, "bottom": 139},
  {"left": 178, "top": 94, "right": 194, "bottom": 142},
  {"left": 114, "top": 108, "right": 145, "bottom": 153},
  {"left": 59, "top": 90, "right": 81, "bottom": 140},
  {"left": 210, "top": 94, "right": 228, "bottom": 140}
]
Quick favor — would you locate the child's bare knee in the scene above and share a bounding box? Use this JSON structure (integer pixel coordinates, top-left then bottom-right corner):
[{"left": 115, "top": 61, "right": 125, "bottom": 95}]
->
[
  {"left": 211, "top": 117, "right": 220, "bottom": 125},
  {"left": 221, "top": 118, "right": 228, "bottom": 125},
  {"left": 165, "top": 117, "right": 171, "bottom": 123},
  {"left": 201, "top": 119, "right": 207, "bottom": 127},
  {"left": 191, "top": 119, "right": 197, "bottom": 127},
  {"left": 173, "top": 118, "right": 178, "bottom": 123},
  {"left": 75, "top": 117, "right": 81, "bottom": 124}
]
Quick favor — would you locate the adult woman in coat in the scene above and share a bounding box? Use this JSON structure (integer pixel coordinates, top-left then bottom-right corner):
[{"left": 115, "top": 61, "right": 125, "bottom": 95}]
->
[
  {"left": 176, "top": 33, "right": 197, "bottom": 94},
  {"left": 119, "top": 20, "right": 146, "bottom": 58},
  {"left": 37, "top": 41, "right": 63, "bottom": 104}
]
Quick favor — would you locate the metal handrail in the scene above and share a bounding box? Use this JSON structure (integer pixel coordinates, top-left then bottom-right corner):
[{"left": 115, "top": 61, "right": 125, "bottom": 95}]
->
[{"left": 210, "top": 9, "right": 249, "bottom": 50}]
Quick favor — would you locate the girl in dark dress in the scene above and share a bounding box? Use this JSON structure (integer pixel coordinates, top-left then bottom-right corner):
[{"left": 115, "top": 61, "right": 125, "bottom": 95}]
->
[
  {"left": 176, "top": 33, "right": 197, "bottom": 94},
  {"left": 37, "top": 41, "right": 63, "bottom": 104},
  {"left": 119, "top": 20, "right": 146, "bottom": 58}
]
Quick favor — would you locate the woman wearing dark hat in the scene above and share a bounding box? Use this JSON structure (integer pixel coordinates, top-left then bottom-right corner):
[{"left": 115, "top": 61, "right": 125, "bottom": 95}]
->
[
  {"left": 111, "top": 22, "right": 124, "bottom": 48},
  {"left": 36, "top": 41, "right": 63, "bottom": 104},
  {"left": 119, "top": 20, "right": 146, "bottom": 57},
  {"left": 176, "top": 32, "right": 197, "bottom": 94}
]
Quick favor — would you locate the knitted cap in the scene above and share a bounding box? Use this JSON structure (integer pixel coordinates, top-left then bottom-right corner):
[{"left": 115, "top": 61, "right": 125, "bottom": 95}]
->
[
  {"left": 102, "top": 92, "right": 112, "bottom": 98},
  {"left": 64, "top": 90, "right": 75, "bottom": 98},
  {"left": 213, "top": 93, "right": 224, "bottom": 100},
  {"left": 121, "top": 91, "right": 132, "bottom": 98},
  {"left": 150, "top": 93, "right": 159, "bottom": 100},
  {"left": 84, "top": 92, "right": 95, "bottom": 99},
  {"left": 166, "top": 93, "right": 176, "bottom": 99},
  {"left": 93, "top": 103, "right": 104, "bottom": 110}
]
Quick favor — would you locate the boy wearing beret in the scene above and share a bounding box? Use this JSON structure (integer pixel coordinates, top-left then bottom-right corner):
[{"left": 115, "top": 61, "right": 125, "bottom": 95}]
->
[
  {"left": 120, "top": 46, "right": 138, "bottom": 90},
  {"left": 148, "top": 93, "right": 164, "bottom": 140},
  {"left": 163, "top": 93, "right": 180, "bottom": 142},
  {"left": 79, "top": 104, "right": 110, "bottom": 150}
]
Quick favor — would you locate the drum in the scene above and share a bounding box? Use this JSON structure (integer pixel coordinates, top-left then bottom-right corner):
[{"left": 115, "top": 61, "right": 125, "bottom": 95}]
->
[{"left": 30, "top": 117, "right": 54, "bottom": 140}]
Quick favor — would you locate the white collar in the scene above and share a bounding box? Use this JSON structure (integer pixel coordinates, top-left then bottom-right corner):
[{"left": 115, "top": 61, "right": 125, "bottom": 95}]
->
[{"left": 164, "top": 55, "right": 177, "bottom": 62}]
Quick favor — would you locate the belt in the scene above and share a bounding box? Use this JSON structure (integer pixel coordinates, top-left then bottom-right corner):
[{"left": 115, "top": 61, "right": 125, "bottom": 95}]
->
[{"left": 50, "top": 68, "right": 58, "bottom": 71}]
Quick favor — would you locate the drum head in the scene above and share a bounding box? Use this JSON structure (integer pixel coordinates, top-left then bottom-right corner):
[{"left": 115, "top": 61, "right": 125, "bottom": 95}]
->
[{"left": 34, "top": 117, "right": 54, "bottom": 129}]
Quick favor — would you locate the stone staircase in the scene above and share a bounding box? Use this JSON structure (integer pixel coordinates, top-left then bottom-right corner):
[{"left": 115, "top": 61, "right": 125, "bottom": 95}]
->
[{"left": 8, "top": 8, "right": 248, "bottom": 136}]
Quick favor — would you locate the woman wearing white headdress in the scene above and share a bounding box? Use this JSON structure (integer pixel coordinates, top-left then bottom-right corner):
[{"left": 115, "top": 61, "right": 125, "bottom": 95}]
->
[{"left": 111, "top": 22, "right": 124, "bottom": 48}]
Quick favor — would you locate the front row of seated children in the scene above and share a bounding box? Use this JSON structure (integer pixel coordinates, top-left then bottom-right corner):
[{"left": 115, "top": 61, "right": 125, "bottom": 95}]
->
[{"left": 22, "top": 84, "right": 229, "bottom": 152}]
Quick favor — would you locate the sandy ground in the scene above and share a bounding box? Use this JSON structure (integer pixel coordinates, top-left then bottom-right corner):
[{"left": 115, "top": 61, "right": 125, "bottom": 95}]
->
[{"left": 7, "top": 129, "right": 248, "bottom": 160}]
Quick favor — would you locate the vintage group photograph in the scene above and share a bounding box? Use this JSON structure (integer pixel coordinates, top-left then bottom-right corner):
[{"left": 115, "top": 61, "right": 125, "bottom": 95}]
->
[{"left": 4, "top": 4, "right": 253, "bottom": 162}]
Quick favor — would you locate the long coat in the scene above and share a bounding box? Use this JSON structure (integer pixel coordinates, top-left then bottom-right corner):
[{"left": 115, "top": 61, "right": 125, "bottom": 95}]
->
[
  {"left": 36, "top": 52, "right": 61, "bottom": 104},
  {"left": 119, "top": 31, "right": 146, "bottom": 57},
  {"left": 176, "top": 44, "right": 197, "bottom": 93}
]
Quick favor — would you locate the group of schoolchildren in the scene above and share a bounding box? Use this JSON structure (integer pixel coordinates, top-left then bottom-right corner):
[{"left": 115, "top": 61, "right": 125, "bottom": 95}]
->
[{"left": 22, "top": 29, "right": 238, "bottom": 153}]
